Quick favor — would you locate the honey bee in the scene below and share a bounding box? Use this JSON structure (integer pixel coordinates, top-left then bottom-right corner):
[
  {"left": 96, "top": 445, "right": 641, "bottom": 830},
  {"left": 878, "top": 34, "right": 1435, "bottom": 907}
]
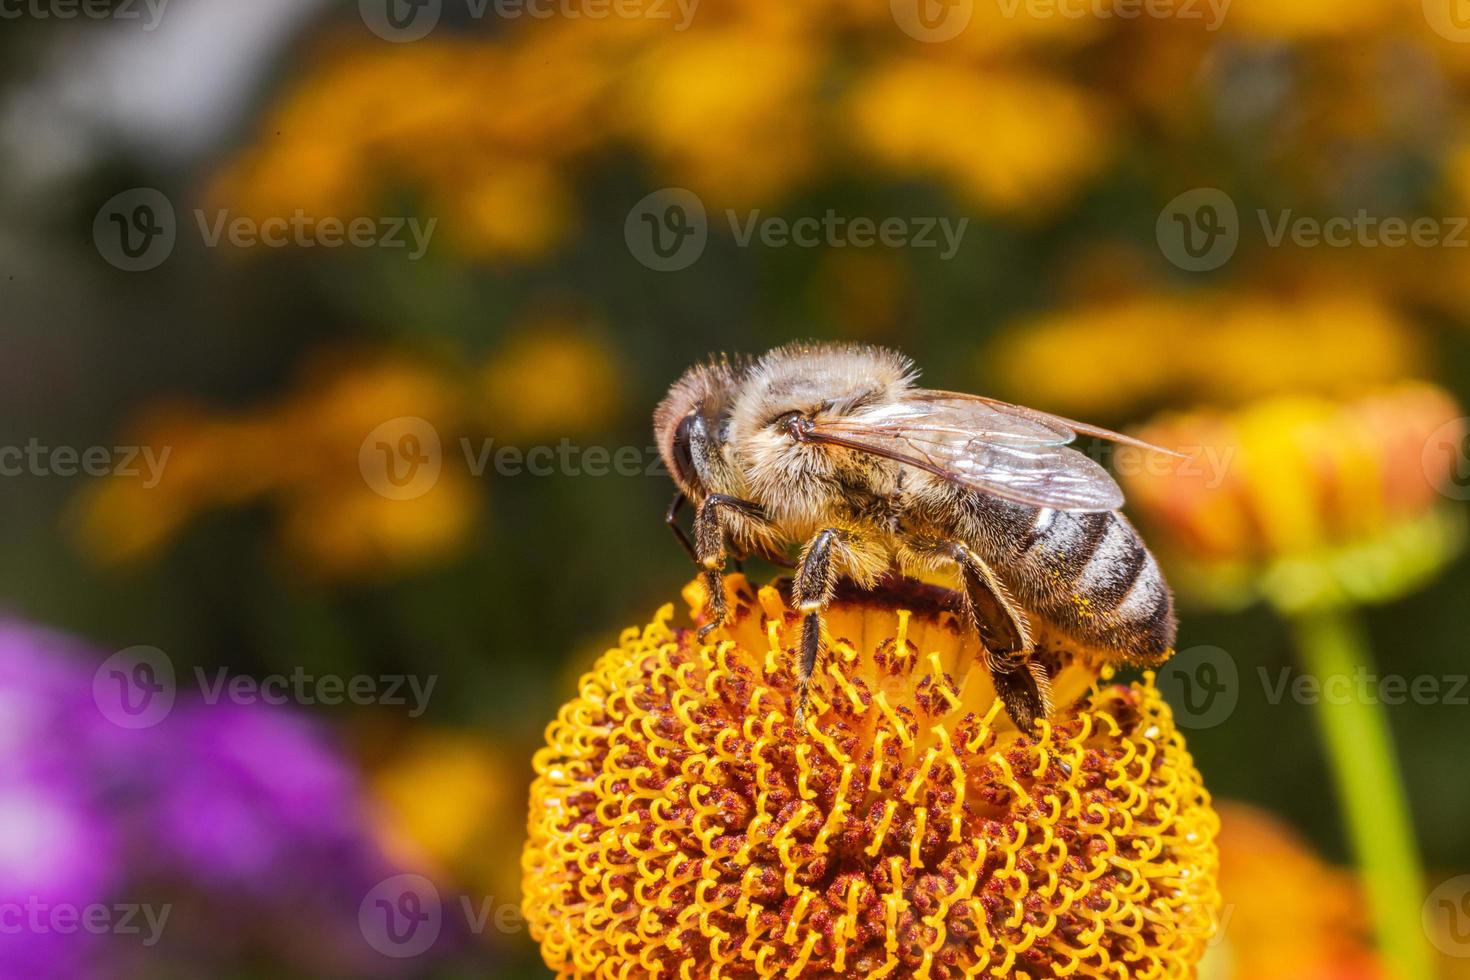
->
[{"left": 655, "top": 342, "right": 1178, "bottom": 731}]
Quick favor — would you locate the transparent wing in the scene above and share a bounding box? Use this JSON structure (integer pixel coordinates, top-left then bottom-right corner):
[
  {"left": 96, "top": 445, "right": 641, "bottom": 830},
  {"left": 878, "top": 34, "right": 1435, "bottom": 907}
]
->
[
  {"left": 912, "top": 390, "right": 1182, "bottom": 456},
  {"left": 801, "top": 391, "right": 1163, "bottom": 512}
]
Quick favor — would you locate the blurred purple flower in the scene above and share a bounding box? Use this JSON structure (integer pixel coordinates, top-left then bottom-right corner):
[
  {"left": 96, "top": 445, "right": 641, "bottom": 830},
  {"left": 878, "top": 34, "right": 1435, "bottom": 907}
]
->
[
  {"left": 0, "top": 616, "right": 417, "bottom": 977},
  {"left": 0, "top": 620, "right": 122, "bottom": 979}
]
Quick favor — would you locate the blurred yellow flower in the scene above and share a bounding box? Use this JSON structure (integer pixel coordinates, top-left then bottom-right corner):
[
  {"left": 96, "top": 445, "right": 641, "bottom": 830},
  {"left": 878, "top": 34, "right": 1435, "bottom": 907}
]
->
[
  {"left": 846, "top": 59, "right": 1113, "bottom": 214},
  {"left": 987, "top": 288, "right": 1422, "bottom": 418},
  {"left": 209, "top": 4, "right": 1143, "bottom": 258},
  {"left": 372, "top": 731, "right": 526, "bottom": 906},
  {"left": 207, "top": 31, "right": 618, "bottom": 260},
  {"left": 1223, "top": 0, "right": 1401, "bottom": 39},
  {"left": 72, "top": 350, "right": 478, "bottom": 582},
  {"left": 619, "top": 28, "right": 819, "bottom": 209},
  {"left": 524, "top": 574, "right": 1220, "bottom": 978},
  {"left": 1202, "top": 802, "right": 1386, "bottom": 980},
  {"left": 479, "top": 319, "right": 624, "bottom": 439},
  {"left": 443, "top": 159, "right": 574, "bottom": 260},
  {"left": 1122, "top": 384, "right": 1466, "bottom": 612}
]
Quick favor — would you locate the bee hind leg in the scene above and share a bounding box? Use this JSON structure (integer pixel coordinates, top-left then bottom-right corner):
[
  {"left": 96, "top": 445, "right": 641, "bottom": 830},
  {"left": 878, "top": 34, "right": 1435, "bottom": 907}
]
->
[
  {"left": 928, "top": 540, "right": 1051, "bottom": 733},
  {"left": 792, "top": 527, "right": 854, "bottom": 728}
]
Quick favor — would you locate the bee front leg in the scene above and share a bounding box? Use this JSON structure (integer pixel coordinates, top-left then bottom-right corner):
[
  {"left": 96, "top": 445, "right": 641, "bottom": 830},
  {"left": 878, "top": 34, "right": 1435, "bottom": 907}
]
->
[
  {"left": 931, "top": 541, "right": 1051, "bottom": 733},
  {"left": 665, "top": 492, "right": 697, "bottom": 562},
  {"left": 792, "top": 527, "right": 852, "bottom": 727},
  {"left": 692, "top": 494, "right": 767, "bottom": 641}
]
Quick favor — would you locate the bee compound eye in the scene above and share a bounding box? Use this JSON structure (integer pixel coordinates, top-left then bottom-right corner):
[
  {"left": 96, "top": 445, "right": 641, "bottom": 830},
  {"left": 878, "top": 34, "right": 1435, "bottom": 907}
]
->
[{"left": 670, "top": 413, "right": 698, "bottom": 486}]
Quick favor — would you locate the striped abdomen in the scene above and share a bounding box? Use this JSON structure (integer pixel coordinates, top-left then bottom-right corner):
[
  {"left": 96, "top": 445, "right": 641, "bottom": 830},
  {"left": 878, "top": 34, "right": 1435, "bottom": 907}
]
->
[{"left": 969, "top": 496, "right": 1175, "bottom": 663}]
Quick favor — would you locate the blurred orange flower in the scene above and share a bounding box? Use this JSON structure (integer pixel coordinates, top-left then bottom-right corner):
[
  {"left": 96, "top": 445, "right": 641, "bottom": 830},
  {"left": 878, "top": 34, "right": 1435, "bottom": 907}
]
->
[
  {"left": 1121, "top": 384, "right": 1466, "bottom": 611},
  {"left": 73, "top": 350, "right": 477, "bottom": 582},
  {"left": 1203, "top": 802, "right": 1386, "bottom": 980}
]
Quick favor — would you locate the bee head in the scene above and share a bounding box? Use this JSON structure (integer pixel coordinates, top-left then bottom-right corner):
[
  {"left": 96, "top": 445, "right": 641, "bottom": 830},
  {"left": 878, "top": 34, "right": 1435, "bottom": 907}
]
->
[
  {"left": 653, "top": 359, "right": 742, "bottom": 500},
  {"left": 730, "top": 342, "right": 915, "bottom": 501}
]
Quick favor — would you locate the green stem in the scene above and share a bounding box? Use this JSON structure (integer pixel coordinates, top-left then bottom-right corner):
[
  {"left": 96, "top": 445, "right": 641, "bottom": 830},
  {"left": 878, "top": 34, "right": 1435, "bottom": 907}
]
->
[{"left": 1289, "top": 607, "right": 1430, "bottom": 980}]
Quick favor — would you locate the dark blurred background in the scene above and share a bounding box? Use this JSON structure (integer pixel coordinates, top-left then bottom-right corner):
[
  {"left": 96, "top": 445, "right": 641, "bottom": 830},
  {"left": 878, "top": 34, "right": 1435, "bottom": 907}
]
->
[{"left": 2, "top": 1, "right": 1469, "bottom": 977}]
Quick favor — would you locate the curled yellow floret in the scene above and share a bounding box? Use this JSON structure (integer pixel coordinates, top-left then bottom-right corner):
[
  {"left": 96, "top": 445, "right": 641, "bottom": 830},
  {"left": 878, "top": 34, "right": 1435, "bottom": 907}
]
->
[{"left": 523, "top": 575, "right": 1220, "bottom": 979}]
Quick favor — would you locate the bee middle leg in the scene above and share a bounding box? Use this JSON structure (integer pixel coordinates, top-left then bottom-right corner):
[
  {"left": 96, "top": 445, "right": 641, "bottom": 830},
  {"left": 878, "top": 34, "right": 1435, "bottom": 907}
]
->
[
  {"left": 792, "top": 527, "right": 863, "bottom": 726},
  {"left": 924, "top": 540, "right": 1052, "bottom": 732}
]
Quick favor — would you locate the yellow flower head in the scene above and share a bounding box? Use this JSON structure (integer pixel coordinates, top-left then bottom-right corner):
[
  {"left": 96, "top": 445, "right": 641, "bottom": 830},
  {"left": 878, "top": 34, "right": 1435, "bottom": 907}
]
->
[
  {"left": 1122, "top": 384, "right": 1467, "bottom": 612},
  {"left": 524, "top": 576, "right": 1220, "bottom": 978}
]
